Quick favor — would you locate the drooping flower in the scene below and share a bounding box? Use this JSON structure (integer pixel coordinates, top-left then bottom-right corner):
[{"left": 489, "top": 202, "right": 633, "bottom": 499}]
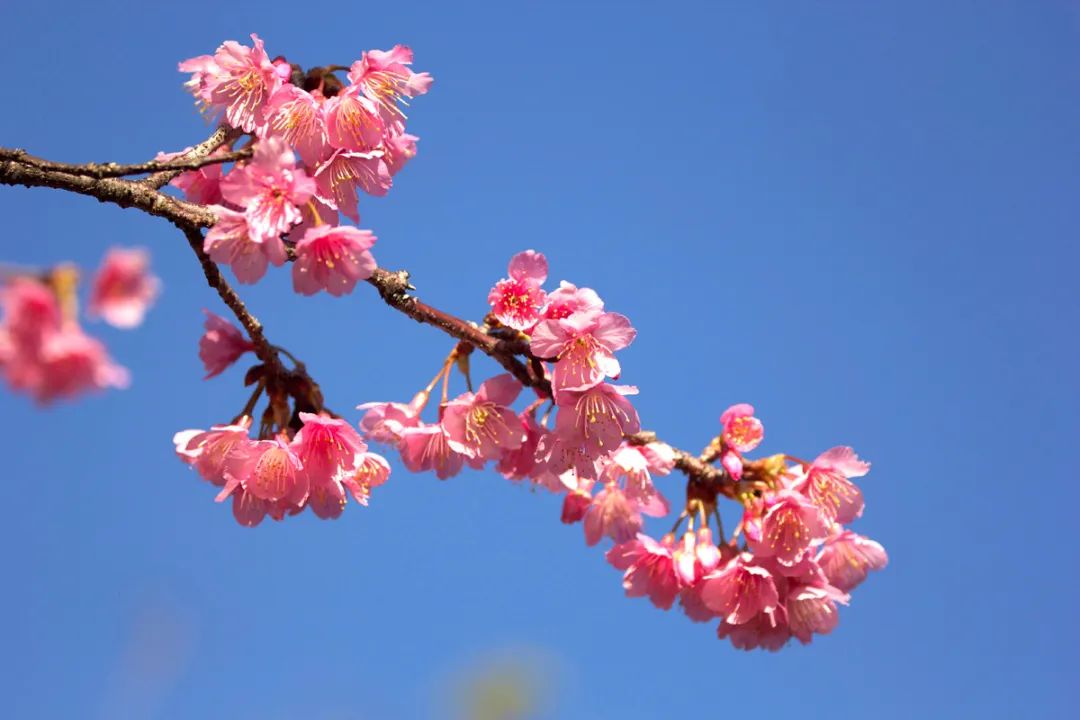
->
[
  {"left": 198, "top": 310, "right": 254, "bottom": 379},
  {"left": 203, "top": 206, "right": 278, "bottom": 284},
  {"left": 291, "top": 412, "right": 367, "bottom": 482},
  {"left": 817, "top": 530, "right": 888, "bottom": 592},
  {"left": 87, "top": 247, "right": 160, "bottom": 329},
  {"left": 220, "top": 138, "right": 316, "bottom": 241},
  {"left": 700, "top": 553, "right": 781, "bottom": 625},
  {"left": 487, "top": 250, "right": 548, "bottom": 331},
  {"left": 180, "top": 34, "right": 284, "bottom": 132},
  {"left": 313, "top": 149, "right": 391, "bottom": 221},
  {"left": 747, "top": 489, "right": 828, "bottom": 566},
  {"left": 383, "top": 132, "right": 418, "bottom": 176},
  {"left": 398, "top": 423, "right": 469, "bottom": 480},
  {"left": 606, "top": 533, "right": 680, "bottom": 610},
  {"left": 264, "top": 84, "right": 330, "bottom": 166},
  {"left": 785, "top": 584, "right": 849, "bottom": 645},
  {"left": 357, "top": 396, "right": 425, "bottom": 444},
  {"left": 795, "top": 446, "right": 870, "bottom": 524},
  {"left": 441, "top": 374, "right": 525, "bottom": 460},
  {"left": 530, "top": 311, "right": 636, "bottom": 400},
  {"left": 173, "top": 416, "right": 253, "bottom": 486},
  {"left": 601, "top": 444, "right": 670, "bottom": 513},
  {"left": 584, "top": 485, "right": 645, "bottom": 546},
  {"left": 233, "top": 437, "right": 307, "bottom": 504},
  {"left": 717, "top": 612, "right": 792, "bottom": 652},
  {"left": 560, "top": 490, "right": 592, "bottom": 524},
  {"left": 292, "top": 225, "right": 377, "bottom": 296},
  {"left": 32, "top": 326, "right": 130, "bottom": 404},
  {"left": 338, "top": 452, "right": 392, "bottom": 506},
  {"left": 348, "top": 45, "right": 433, "bottom": 120},
  {"left": 325, "top": 87, "right": 385, "bottom": 152},
  {"left": 496, "top": 411, "right": 545, "bottom": 481},
  {"left": 556, "top": 383, "right": 641, "bottom": 458}
]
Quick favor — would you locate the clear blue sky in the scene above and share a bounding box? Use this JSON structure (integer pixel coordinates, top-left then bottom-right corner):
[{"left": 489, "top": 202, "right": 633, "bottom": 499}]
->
[{"left": 1, "top": 1, "right": 1077, "bottom": 718}]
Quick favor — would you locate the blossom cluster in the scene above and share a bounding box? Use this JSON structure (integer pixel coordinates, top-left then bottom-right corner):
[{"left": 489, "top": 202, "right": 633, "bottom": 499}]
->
[
  {"left": 0, "top": 248, "right": 158, "bottom": 403},
  {"left": 607, "top": 436, "right": 888, "bottom": 651},
  {"left": 348, "top": 250, "right": 888, "bottom": 650},
  {"left": 173, "top": 35, "right": 430, "bottom": 296},
  {"left": 174, "top": 410, "right": 391, "bottom": 526}
]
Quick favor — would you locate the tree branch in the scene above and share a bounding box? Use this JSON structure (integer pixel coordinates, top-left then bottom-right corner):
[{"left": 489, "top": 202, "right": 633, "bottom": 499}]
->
[
  {"left": 0, "top": 140, "right": 730, "bottom": 491},
  {"left": 0, "top": 146, "right": 251, "bottom": 181},
  {"left": 0, "top": 156, "right": 216, "bottom": 226}
]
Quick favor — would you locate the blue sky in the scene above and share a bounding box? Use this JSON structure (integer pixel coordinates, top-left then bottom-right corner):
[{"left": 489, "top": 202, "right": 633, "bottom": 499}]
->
[{"left": 1, "top": 1, "right": 1077, "bottom": 718}]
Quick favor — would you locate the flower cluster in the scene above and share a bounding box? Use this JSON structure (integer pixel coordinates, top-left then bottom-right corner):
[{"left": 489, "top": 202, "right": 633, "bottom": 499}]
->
[
  {"left": 174, "top": 411, "right": 390, "bottom": 526},
  {"left": 354, "top": 250, "right": 889, "bottom": 650},
  {"left": 0, "top": 248, "right": 158, "bottom": 403},
  {"left": 606, "top": 411, "right": 888, "bottom": 651},
  {"left": 174, "top": 35, "right": 431, "bottom": 296},
  {"left": 158, "top": 39, "right": 888, "bottom": 651}
]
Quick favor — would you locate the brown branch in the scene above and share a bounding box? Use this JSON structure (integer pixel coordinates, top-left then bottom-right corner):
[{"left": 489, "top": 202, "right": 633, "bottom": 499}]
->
[
  {"left": 0, "top": 145, "right": 249, "bottom": 182},
  {"left": 142, "top": 125, "right": 241, "bottom": 189},
  {"left": 0, "top": 156, "right": 216, "bottom": 227},
  {"left": 175, "top": 224, "right": 285, "bottom": 375}
]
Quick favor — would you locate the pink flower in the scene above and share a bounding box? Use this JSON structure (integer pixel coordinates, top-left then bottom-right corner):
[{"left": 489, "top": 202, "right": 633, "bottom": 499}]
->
[
  {"left": 679, "top": 585, "right": 718, "bottom": 623},
  {"left": 220, "top": 138, "right": 316, "bottom": 241},
  {"left": 785, "top": 584, "right": 849, "bottom": 645},
  {"left": 292, "top": 225, "right": 377, "bottom": 296},
  {"left": 818, "top": 530, "right": 888, "bottom": 592},
  {"left": 700, "top": 553, "right": 781, "bottom": 625},
  {"left": 747, "top": 489, "right": 828, "bottom": 566},
  {"left": 338, "top": 452, "right": 391, "bottom": 506},
  {"left": 348, "top": 45, "right": 433, "bottom": 119},
  {"left": 173, "top": 417, "right": 253, "bottom": 486},
  {"left": 399, "top": 423, "right": 468, "bottom": 480},
  {"left": 441, "top": 374, "right": 525, "bottom": 460},
  {"left": 541, "top": 282, "right": 603, "bottom": 320},
  {"left": 584, "top": 485, "right": 644, "bottom": 546},
  {"left": 497, "top": 412, "right": 544, "bottom": 481},
  {"left": 530, "top": 311, "right": 636, "bottom": 400},
  {"left": 229, "top": 487, "right": 272, "bottom": 527},
  {"left": 87, "top": 247, "right": 160, "bottom": 329},
  {"left": 720, "top": 403, "right": 764, "bottom": 453},
  {"left": 560, "top": 490, "right": 591, "bottom": 524},
  {"left": 180, "top": 34, "right": 283, "bottom": 132},
  {"left": 556, "top": 383, "right": 641, "bottom": 458},
  {"left": 606, "top": 533, "right": 680, "bottom": 610},
  {"left": 487, "top": 250, "right": 548, "bottom": 331},
  {"left": 796, "top": 446, "right": 870, "bottom": 524},
  {"left": 314, "top": 149, "right": 391, "bottom": 221},
  {"left": 325, "top": 87, "right": 385, "bottom": 152},
  {"left": 264, "top": 84, "right": 330, "bottom": 166},
  {"left": 357, "top": 396, "right": 425, "bottom": 444},
  {"left": 198, "top": 310, "right": 254, "bottom": 379},
  {"left": 234, "top": 437, "right": 307, "bottom": 503},
  {"left": 292, "top": 412, "right": 367, "bottom": 481},
  {"left": 383, "top": 132, "right": 418, "bottom": 175},
  {"left": 204, "top": 206, "right": 278, "bottom": 284},
  {"left": 600, "top": 444, "right": 669, "bottom": 514},
  {"left": 672, "top": 530, "right": 725, "bottom": 588},
  {"left": 33, "top": 326, "right": 129, "bottom": 404},
  {"left": 307, "top": 471, "right": 347, "bottom": 519},
  {"left": 717, "top": 612, "right": 791, "bottom": 652}
]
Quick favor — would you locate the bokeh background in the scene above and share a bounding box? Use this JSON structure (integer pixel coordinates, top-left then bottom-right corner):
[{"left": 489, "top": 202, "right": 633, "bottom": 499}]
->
[{"left": 1, "top": 1, "right": 1077, "bottom": 718}]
